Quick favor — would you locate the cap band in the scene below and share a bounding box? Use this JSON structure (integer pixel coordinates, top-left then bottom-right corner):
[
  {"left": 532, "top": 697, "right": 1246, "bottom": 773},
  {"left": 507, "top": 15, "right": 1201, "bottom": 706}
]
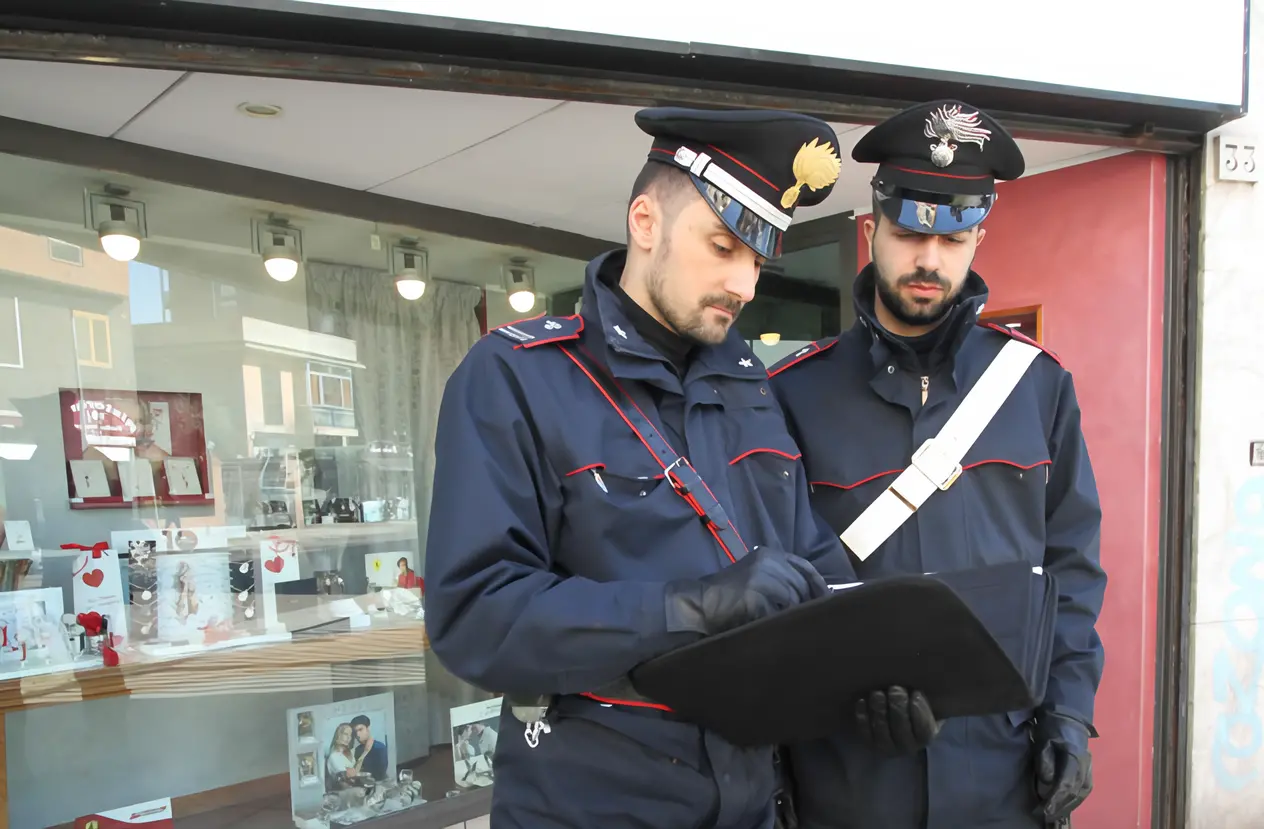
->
[{"left": 670, "top": 147, "right": 792, "bottom": 232}]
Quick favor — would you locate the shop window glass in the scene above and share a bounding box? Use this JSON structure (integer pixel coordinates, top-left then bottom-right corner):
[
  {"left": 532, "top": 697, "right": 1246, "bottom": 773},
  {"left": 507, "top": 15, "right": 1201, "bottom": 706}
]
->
[
  {"left": 0, "top": 151, "right": 583, "bottom": 829},
  {"left": 740, "top": 242, "right": 845, "bottom": 364}
]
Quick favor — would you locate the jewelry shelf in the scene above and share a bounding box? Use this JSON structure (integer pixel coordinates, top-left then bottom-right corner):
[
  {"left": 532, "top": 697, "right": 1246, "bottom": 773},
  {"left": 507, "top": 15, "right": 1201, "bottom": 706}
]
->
[
  {"left": 227, "top": 520, "right": 419, "bottom": 549},
  {"left": 0, "top": 620, "right": 427, "bottom": 716}
]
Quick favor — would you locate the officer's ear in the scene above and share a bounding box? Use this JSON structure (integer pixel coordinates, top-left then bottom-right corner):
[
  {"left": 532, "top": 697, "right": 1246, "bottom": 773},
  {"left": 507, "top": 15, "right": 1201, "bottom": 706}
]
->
[
  {"left": 975, "top": 226, "right": 987, "bottom": 247},
  {"left": 627, "top": 195, "right": 660, "bottom": 254},
  {"left": 862, "top": 216, "right": 877, "bottom": 259}
]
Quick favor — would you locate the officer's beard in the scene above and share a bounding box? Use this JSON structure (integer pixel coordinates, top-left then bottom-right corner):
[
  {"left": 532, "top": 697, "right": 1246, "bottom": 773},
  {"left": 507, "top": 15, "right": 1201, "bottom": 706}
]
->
[
  {"left": 646, "top": 239, "right": 742, "bottom": 346},
  {"left": 872, "top": 251, "right": 974, "bottom": 330}
]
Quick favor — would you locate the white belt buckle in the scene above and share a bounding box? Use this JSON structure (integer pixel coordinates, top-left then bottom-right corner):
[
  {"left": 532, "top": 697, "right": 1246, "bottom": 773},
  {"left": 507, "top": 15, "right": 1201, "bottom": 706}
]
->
[{"left": 910, "top": 438, "right": 963, "bottom": 492}]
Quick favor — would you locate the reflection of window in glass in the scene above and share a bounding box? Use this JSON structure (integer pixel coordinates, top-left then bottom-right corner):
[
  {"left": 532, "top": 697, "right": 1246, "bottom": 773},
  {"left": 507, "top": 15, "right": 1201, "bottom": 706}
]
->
[
  {"left": 212, "top": 281, "right": 238, "bottom": 317},
  {"left": 260, "top": 368, "right": 285, "bottom": 426},
  {"left": 72, "top": 310, "right": 112, "bottom": 368},
  {"left": 47, "top": 238, "right": 84, "bottom": 267},
  {"left": 129, "top": 261, "right": 171, "bottom": 325},
  {"left": 0, "top": 296, "right": 22, "bottom": 368},
  {"left": 307, "top": 362, "right": 356, "bottom": 432}
]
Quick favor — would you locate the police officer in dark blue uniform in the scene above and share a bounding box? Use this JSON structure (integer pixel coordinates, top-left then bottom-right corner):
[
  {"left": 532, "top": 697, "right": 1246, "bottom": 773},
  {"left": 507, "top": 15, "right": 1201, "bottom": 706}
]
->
[
  {"left": 424, "top": 107, "right": 857, "bottom": 829},
  {"left": 768, "top": 100, "right": 1107, "bottom": 829}
]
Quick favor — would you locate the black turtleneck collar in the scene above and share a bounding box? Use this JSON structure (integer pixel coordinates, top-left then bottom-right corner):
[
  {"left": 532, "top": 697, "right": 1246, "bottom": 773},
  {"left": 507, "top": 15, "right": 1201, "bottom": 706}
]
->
[
  {"left": 612, "top": 282, "right": 694, "bottom": 376},
  {"left": 578, "top": 249, "right": 768, "bottom": 386},
  {"left": 851, "top": 263, "right": 990, "bottom": 372}
]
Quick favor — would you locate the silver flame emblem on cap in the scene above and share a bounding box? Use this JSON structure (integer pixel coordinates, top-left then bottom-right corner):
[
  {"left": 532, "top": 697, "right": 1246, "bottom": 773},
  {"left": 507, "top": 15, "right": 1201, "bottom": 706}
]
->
[{"left": 924, "top": 105, "right": 992, "bottom": 168}]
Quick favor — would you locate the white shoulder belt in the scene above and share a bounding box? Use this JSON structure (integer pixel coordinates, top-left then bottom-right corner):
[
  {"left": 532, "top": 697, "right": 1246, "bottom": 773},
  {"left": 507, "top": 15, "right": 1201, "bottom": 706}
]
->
[{"left": 841, "top": 338, "right": 1042, "bottom": 561}]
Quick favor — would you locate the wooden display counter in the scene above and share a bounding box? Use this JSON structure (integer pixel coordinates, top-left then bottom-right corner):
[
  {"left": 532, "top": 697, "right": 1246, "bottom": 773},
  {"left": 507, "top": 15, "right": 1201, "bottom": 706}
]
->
[
  {"left": 0, "top": 620, "right": 434, "bottom": 829},
  {"left": 228, "top": 520, "right": 420, "bottom": 550},
  {"left": 0, "top": 621, "right": 427, "bottom": 715}
]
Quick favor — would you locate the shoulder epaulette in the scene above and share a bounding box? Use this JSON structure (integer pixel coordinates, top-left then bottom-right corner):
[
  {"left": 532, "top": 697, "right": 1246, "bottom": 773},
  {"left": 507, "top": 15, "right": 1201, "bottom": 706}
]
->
[
  {"left": 492, "top": 314, "right": 584, "bottom": 349},
  {"left": 977, "top": 321, "right": 1062, "bottom": 367},
  {"left": 767, "top": 337, "right": 838, "bottom": 378}
]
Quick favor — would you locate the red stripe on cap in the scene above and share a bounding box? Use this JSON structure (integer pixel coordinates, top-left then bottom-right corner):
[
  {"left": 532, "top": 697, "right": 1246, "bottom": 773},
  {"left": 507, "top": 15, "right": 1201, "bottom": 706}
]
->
[
  {"left": 707, "top": 144, "right": 777, "bottom": 190},
  {"left": 890, "top": 164, "right": 991, "bottom": 181}
]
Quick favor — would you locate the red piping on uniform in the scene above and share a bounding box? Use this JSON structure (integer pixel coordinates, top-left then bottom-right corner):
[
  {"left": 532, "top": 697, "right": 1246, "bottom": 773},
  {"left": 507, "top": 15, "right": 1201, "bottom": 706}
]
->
[
  {"left": 890, "top": 165, "right": 990, "bottom": 181},
  {"left": 580, "top": 693, "right": 674, "bottom": 712},
  {"left": 965, "top": 459, "right": 1052, "bottom": 472},
  {"left": 730, "top": 448, "right": 802, "bottom": 464},
  {"left": 512, "top": 315, "right": 586, "bottom": 350},
  {"left": 811, "top": 469, "right": 902, "bottom": 490},
  {"left": 811, "top": 458, "right": 1052, "bottom": 490},
  {"left": 767, "top": 339, "right": 837, "bottom": 378},
  {"left": 978, "top": 321, "right": 1062, "bottom": 366},
  {"left": 706, "top": 144, "right": 777, "bottom": 190}
]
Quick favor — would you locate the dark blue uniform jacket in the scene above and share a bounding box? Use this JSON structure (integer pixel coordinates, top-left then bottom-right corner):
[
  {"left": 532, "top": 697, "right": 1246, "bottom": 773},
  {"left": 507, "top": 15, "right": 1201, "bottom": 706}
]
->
[
  {"left": 424, "top": 250, "right": 854, "bottom": 828},
  {"left": 769, "top": 266, "right": 1106, "bottom": 829}
]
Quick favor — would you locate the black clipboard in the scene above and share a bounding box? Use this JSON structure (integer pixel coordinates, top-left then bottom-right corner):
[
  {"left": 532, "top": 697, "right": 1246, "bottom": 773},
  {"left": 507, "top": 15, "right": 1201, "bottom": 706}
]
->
[{"left": 628, "top": 561, "right": 1057, "bottom": 747}]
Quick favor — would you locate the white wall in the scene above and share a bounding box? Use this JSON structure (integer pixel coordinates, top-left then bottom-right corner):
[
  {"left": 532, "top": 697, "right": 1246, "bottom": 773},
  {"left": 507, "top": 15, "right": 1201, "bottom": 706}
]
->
[{"left": 1187, "top": 3, "right": 1264, "bottom": 825}]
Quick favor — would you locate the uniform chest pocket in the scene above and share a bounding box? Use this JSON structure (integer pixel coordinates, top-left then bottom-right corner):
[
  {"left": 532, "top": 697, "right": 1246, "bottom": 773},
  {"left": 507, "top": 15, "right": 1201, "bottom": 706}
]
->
[
  {"left": 557, "top": 458, "right": 698, "bottom": 576},
  {"left": 718, "top": 380, "right": 802, "bottom": 545}
]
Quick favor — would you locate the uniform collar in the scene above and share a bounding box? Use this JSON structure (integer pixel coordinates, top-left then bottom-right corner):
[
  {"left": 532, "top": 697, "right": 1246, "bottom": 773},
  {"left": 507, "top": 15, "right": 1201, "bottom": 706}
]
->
[
  {"left": 580, "top": 249, "right": 766, "bottom": 383},
  {"left": 851, "top": 263, "right": 989, "bottom": 370}
]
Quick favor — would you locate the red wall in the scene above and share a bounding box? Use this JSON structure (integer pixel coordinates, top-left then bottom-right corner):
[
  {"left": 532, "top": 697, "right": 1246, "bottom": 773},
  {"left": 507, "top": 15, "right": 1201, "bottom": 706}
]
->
[{"left": 857, "top": 152, "right": 1165, "bottom": 829}]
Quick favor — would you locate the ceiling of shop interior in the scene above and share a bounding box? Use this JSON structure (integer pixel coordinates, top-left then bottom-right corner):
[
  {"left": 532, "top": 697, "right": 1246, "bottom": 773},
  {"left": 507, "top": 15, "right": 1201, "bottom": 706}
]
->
[{"left": 0, "top": 59, "right": 1121, "bottom": 294}]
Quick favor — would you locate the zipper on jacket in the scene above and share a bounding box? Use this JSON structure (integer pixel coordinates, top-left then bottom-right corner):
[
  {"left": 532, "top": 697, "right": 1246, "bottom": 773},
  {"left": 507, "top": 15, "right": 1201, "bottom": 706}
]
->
[{"left": 920, "top": 375, "right": 929, "bottom": 406}]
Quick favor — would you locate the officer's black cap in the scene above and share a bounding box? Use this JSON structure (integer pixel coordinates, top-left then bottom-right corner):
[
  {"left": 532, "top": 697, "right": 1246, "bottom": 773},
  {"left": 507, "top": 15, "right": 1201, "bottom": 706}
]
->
[
  {"left": 852, "top": 100, "right": 1025, "bottom": 235},
  {"left": 635, "top": 107, "right": 842, "bottom": 259}
]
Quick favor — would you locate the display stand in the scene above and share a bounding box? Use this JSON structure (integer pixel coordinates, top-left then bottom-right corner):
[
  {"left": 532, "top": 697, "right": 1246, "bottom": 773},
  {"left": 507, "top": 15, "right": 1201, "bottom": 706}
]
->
[{"left": 57, "top": 388, "right": 215, "bottom": 511}]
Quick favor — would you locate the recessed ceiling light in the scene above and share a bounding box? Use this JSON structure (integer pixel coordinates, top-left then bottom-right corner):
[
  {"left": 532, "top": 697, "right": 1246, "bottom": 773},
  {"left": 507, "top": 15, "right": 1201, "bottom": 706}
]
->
[{"left": 237, "top": 102, "right": 283, "bottom": 118}]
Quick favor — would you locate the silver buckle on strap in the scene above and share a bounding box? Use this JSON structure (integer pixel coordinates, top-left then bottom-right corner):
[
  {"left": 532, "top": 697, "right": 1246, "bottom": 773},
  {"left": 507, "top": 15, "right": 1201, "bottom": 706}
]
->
[{"left": 909, "top": 438, "right": 963, "bottom": 491}]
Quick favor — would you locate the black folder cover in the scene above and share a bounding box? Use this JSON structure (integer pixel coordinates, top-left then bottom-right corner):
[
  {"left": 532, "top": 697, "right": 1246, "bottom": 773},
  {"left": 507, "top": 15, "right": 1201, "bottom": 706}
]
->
[{"left": 628, "top": 561, "right": 1058, "bottom": 747}]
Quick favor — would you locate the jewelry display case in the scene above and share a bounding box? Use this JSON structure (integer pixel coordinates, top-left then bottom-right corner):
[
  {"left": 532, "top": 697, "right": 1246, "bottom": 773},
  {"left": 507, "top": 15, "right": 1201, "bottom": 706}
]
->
[
  {"left": 0, "top": 523, "right": 497, "bottom": 829},
  {"left": 0, "top": 153, "right": 494, "bottom": 828}
]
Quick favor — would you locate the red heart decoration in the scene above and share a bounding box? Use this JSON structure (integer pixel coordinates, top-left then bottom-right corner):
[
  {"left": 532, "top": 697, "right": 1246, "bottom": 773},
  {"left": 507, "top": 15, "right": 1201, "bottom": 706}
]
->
[
  {"left": 82, "top": 569, "right": 104, "bottom": 588},
  {"left": 264, "top": 556, "right": 285, "bottom": 574},
  {"left": 102, "top": 645, "right": 120, "bottom": 667},
  {"left": 108, "top": 633, "right": 124, "bottom": 647},
  {"left": 76, "top": 611, "right": 103, "bottom": 636}
]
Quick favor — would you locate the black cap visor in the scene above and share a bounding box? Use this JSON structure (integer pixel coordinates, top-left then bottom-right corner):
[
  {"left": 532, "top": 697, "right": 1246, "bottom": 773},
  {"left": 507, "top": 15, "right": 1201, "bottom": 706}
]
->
[
  {"left": 875, "top": 181, "right": 995, "bottom": 235},
  {"left": 692, "top": 176, "right": 783, "bottom": 260}
]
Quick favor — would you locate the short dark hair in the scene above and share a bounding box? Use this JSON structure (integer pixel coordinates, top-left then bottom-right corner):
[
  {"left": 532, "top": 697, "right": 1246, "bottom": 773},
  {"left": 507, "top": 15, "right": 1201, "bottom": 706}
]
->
[
  {"left": 351, "top": 715, "right": 371, "bottom": 728},
  {"left": 626, "top": 161, "right": 694, "bottom": 243}
]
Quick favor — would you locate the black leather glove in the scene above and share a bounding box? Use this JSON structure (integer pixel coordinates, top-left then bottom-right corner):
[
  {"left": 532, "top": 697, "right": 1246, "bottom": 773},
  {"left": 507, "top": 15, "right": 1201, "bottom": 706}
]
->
[
  {"left": 855, "top": 686, "right": 941, "bottom": 754},
  {"left": 1033, "top": 712, "right": 1094, "bottom": 822},
  {"left": 664, "top": 546, "right": 828, "bottom": 637}
]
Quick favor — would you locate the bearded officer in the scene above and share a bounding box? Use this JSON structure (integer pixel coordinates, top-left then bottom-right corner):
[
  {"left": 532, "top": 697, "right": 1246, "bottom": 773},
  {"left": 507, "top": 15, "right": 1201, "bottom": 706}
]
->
[
  {"left": 768, "top": 100, "right": 1107, "bottom": 828},
  {"left": 424, "top": 107, "right": 856, "bottom": 829}
]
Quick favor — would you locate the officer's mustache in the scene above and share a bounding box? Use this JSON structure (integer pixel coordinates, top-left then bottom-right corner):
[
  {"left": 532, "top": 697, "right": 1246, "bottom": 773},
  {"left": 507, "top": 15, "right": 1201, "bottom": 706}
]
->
[
  {"left": 700, "top": 295, "right": 744, "bottom": 318},
  {"left": 897, "top": 269, "right": 948, "bottom": 290}
]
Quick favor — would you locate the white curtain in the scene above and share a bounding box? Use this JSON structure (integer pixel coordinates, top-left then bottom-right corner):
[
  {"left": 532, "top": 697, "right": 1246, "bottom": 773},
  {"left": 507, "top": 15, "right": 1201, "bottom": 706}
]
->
[
  {"left": 304, "top": 261, "right": 483, "bottom": 567},
  {"left": 307, "top": 263, "right": 504, "bottom": 749}
]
